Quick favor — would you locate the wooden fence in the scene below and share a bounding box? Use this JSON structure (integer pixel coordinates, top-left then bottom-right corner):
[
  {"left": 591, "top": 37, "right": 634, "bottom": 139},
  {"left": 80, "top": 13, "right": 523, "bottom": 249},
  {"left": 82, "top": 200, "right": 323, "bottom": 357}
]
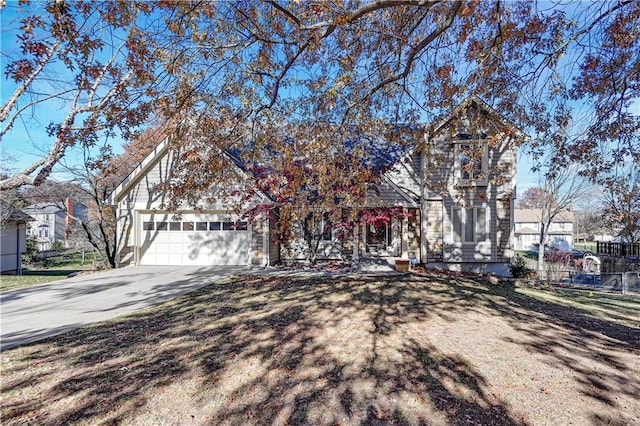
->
[{"left": 596, "top": 241, "right": 640, "bottom": 259}]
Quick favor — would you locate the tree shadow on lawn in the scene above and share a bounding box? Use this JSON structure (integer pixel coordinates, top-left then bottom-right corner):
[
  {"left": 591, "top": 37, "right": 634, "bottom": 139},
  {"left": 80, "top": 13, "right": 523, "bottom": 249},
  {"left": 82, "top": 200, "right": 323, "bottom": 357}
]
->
[
  {"left": 1, "top": 273, "right": 638, "bottom": 425},
  {"left": 479, "top": 283, "right": 640, "bottom": 425},
  {"left": 443, "top": 277, "right": 640, "bottom": 424}
]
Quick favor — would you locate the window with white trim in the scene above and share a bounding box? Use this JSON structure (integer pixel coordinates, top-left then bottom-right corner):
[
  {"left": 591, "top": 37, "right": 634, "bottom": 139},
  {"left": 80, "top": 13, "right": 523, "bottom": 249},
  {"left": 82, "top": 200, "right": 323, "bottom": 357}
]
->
[
  {"left": 454, "top": 136, "right": 488, "bottom": 185},
  {"left": 452, "top": 206, "right": 487, "bottom": 243}
]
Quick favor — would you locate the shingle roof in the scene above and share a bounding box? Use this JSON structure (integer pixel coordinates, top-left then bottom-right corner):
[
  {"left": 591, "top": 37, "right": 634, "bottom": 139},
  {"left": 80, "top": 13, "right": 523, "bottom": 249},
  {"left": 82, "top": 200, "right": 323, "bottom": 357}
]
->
[
  {"left": 514, "top": 226, "right": 539, "bottom": 234},
  {"left": 0, "top": 199, "right": 34, "bottom": 223},
  {"left": 514, "top": 208, "right": 573, "bottom": 223},
  {"left": 23, "top": 203, "right": 62, "bottom": 215}
]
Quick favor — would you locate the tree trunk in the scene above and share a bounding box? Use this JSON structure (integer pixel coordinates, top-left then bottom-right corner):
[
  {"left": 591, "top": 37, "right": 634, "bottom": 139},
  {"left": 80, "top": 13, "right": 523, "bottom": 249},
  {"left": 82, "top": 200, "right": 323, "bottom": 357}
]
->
[
  {"left": 537, "top": 221, "right": 546, "bottom": 280},
  {"left": 537, "top": 244, "right": 545, "bottom": 281}
]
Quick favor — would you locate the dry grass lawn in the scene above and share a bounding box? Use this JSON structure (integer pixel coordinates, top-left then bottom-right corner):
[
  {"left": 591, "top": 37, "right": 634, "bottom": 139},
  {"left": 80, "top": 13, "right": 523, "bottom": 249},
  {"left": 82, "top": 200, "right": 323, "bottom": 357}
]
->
[{"left": 1, "top": 272, "right": 639, "bottom": 425}]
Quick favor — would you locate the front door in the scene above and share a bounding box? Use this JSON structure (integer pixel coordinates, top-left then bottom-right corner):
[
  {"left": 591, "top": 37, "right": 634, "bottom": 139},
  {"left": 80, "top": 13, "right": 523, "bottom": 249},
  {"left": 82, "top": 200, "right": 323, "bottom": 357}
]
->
[{"left": 364, "top": 219, "right": 400, "bottom": 256}]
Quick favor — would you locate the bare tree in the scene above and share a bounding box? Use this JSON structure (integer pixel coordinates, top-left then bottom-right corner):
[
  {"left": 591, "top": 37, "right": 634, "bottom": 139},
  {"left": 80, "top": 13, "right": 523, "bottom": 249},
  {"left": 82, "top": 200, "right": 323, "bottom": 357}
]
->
[
  {"left": 573, "top": 189, "right": 607, "bottom": 242},
  {"left": 534, "top": 159, "right": 591, "bottom": 279},
  {"left": 601, "top": 166, "right": 640, "bottom": 244},
  {"left": 0, "top": 1, "right": 169, "bottom": 190},
  {"left": 1, "top": 1, "right": 637, "bottom": 226}
]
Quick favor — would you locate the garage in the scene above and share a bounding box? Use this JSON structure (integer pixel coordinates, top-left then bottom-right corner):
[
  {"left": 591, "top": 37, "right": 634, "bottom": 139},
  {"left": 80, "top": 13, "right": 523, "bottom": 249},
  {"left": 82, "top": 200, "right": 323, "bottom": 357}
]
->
[{"left": 138, "top": 212, "right": 250, "bottom": 266}]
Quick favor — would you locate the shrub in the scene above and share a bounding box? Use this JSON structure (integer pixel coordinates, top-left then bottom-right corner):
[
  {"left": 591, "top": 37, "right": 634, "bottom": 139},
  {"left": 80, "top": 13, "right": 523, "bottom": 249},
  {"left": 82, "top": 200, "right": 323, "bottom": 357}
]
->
[
  {"left": 546, "top": 250, "right": 571, "bottom": 266},
  {"left": 509, "top": 254, "right": 532, "bottom": 278},
  {"left": 22, "top": 236, "right": 39, "bottom": 264},
  {"left": 545, "top": 250, "right": 572, "bottom": 282}
]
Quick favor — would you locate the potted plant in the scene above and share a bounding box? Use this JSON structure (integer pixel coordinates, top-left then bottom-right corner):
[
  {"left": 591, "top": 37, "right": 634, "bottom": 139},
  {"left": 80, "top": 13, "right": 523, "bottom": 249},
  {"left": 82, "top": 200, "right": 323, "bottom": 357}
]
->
[{"left": 395, "top": 258, "right": 410, "bottom": 272}]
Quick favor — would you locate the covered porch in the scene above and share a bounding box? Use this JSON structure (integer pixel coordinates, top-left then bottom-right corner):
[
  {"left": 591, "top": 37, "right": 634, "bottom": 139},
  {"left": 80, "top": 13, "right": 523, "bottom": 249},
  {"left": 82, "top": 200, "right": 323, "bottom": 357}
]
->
[{"left": 348, "top": 207, "right": 421, "bottom": 262}]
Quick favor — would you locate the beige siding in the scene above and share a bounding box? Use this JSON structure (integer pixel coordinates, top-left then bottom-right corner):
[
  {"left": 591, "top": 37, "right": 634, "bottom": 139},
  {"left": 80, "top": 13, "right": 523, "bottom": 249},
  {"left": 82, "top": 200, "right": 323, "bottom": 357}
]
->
[
  {"left": 422, "top": 101, "right": 517, "bottom": 265},
  {"left": 250, "top": 215, "right": 265, "bottom": 265},
  {"left": 385, "top": 152, "right": 421, "bottom": 200},
  {"left": 116, "top": 208, "right": 134, "bottom": 266},
  {"left": 496, "top": 198, "right": 513, "bottom": 261},
  {"left": 423, "top": 101, "right": 517, "bottom": 202},
  {"left": 0, "top": 222, "right": 25, "bottom": 273},
  {"left": 124, "top": 150, "right": 176, "bottom": 210},
  {"left": 120, "top": 150, "right": 260, "bottom": 212},
  {"left": 406, "top": 208, "right": 421, "bottom": 258},
  {"left": 424, "top": 200, "right": 444, "bottom": 262},
  {"left": 422, "top": 132, "right": 453, "bottom": 199},
  {"left": 442, "top": 199, "right": 494, "bottom": 263},
  {"left": 367, "top": 181, "right": 416, "bottom": 207},
  {"left": 268, "top": 210, "right": 281, "bottom": 265},
  {"left": 115, "top": 147, "right": 270, "bottom": 266}
]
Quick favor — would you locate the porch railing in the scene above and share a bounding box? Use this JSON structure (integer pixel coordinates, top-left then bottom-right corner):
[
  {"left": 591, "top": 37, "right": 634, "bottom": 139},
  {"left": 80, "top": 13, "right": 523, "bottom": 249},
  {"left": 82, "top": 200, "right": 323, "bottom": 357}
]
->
[{"left": 596, "top": 241, "right": 640, "bottom": 259}]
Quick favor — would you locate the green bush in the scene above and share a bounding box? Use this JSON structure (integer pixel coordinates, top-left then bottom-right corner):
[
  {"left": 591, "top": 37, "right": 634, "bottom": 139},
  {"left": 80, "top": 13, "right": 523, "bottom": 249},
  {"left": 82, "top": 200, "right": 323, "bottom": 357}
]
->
[
  {"left": 22, "top": 236, "right": 39, "bottom": 264},
  {"left": 509, "top": 254, "right": 532, "bottom": 278}
]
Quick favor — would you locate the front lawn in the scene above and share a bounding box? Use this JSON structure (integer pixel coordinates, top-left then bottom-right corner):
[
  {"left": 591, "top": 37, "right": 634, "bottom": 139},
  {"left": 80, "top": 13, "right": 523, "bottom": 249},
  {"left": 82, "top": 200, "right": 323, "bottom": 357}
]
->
[
  {"left": 1, "top": 251, "right": 100, "bottom": 291},
  {"left": 0, "top": 270, "right": 71, "bottom": 291},
  {"left": 1, "top": 272, "right": 639, "bottom": 425}
]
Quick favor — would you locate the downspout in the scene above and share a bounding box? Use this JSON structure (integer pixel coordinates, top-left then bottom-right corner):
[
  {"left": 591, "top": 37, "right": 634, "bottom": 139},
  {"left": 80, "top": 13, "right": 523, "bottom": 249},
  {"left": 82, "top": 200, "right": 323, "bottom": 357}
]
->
[{"left": 16, "top": 224, "right": 22, "bottom": 275}]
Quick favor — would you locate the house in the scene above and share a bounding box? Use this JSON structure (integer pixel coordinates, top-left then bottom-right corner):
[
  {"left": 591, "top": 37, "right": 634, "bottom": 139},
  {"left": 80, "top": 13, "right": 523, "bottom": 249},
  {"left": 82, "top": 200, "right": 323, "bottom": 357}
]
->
[
  {"left": 23, "top": 199, "right": 88, "bottom": 251},
  {"left": 514, "top": 208, "right": 574, "bottom": 251},
  {"left": 110, "top": 97, "right": 522, "bottom": 275},
  {"left": 1, "top": 199, "right": 34, "bottom": 274}
]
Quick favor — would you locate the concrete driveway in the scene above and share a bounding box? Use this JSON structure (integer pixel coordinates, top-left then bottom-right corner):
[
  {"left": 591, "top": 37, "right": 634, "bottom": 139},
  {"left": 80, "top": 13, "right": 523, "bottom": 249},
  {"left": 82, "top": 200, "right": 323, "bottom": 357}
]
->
[{"left": 0, "top": 265, "right": 247, "bottom": 351}]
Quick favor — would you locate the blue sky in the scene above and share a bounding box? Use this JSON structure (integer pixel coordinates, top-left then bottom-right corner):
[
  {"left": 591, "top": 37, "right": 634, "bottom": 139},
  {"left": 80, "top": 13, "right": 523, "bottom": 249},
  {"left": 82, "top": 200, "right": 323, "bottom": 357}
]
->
[{"left": 2, "top": 0, "right": 637, "bottom": 198}]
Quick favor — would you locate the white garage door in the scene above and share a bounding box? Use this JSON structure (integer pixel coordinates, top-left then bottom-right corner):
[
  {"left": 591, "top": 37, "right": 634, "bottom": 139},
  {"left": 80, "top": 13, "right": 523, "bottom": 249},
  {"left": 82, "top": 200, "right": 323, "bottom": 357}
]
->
[{"left": 139, "top": 212, "right": 250, "bottom": 266}]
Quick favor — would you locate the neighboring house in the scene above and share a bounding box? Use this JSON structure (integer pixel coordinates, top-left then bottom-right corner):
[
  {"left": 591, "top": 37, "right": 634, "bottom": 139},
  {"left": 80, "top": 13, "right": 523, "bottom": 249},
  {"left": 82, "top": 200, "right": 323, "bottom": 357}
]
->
[
  {"left": 613, "top": 231, "right": 640, "bottom": 244},
  {"left": 110, "top": 96, "right": 522, "bottom": 275},
  {"left": 590, "top": 234, "right": 614, "bottom": 243},
  {"left": 23, "top": 199, "right": 88, "bottom": 251},
  {"left": 0, "top": 200, "right": 34, "bottom": 274},
  {"left": 514, "top": 208, "right": 574, "bottom": 251}
]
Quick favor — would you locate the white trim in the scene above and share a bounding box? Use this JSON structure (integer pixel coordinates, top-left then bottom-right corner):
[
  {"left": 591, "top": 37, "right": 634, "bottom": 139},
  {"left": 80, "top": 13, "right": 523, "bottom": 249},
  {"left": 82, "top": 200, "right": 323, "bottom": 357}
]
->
[
  {"left": 451, "top": 205, "right": 489, "bottom": 244},
  {"left": 454, "top": 140, "right": 489, "bottom": 186},
  {"left": 111, "top": 137, "right": 171, "bottom": 204},
  {"left": 109, "top": 138, "right": 272, "bottom": 206},
  {"left": 382, "top": 177, "right": 419, "bottom": 206},
  {"left": 262, "top": 215, "right": 269, "bottom": 266},
  {"left": 429, "top": 95, "right": 527, "bottom": 139}
]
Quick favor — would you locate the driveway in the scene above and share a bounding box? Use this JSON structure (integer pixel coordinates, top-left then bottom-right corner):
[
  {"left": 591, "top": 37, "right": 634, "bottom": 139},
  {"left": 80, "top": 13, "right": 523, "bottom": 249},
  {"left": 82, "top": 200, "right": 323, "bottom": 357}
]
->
[{"left": 0, "top": 265, "right": 246, "bottom": 351}]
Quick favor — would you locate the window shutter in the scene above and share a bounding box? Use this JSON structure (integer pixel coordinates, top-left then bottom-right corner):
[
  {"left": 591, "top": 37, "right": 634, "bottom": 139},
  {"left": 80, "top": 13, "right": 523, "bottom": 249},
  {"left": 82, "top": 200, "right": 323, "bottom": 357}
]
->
[
  {"left": 476, "top": 208, "right": 487, "bottom": 242},
  {"left": 464, "top": 208, "right": 475, "bottom": 242},
  {"left": 452, "top": 207, "right": 462, "bottom": 243}
]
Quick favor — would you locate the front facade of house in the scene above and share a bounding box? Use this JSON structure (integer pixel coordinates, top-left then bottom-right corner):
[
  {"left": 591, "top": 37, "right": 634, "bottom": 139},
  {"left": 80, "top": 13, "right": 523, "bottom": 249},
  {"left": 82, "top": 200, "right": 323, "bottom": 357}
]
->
[
  {"left": 514, "top": 208, "right": 574, "bottom": 251},
  {"left": 111, "top": 97, "right": 520, "bottom": 274}
]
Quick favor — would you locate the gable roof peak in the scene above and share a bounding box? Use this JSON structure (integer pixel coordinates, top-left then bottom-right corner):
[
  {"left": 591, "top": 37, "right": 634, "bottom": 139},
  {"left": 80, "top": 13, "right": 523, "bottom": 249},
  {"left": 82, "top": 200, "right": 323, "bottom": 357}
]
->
[{"left": 428, "top": 95, "right": 526, "bottom": 139}]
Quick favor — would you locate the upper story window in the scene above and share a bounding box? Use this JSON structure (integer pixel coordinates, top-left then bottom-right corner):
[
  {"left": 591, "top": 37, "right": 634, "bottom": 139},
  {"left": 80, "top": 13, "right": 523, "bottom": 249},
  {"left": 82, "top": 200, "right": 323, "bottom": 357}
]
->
[{"left": 455, "top": 134, "right": 488, "bottom": 186}]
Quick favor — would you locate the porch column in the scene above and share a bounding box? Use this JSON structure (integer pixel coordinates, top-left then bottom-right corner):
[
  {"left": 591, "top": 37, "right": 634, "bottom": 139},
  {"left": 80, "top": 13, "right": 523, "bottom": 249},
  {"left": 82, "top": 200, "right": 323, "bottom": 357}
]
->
[
  {"left": 420, "top": 200, "right": 428, "bottom": 264},
  {"left": 352, "top": 223, "right": 359, "bottom": 260},
  {"left": 401, "top": 207, "right": 409, "bottom": 258},
  {"left": 263, "top": 214, "right": 270, "bottom": 266}
]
